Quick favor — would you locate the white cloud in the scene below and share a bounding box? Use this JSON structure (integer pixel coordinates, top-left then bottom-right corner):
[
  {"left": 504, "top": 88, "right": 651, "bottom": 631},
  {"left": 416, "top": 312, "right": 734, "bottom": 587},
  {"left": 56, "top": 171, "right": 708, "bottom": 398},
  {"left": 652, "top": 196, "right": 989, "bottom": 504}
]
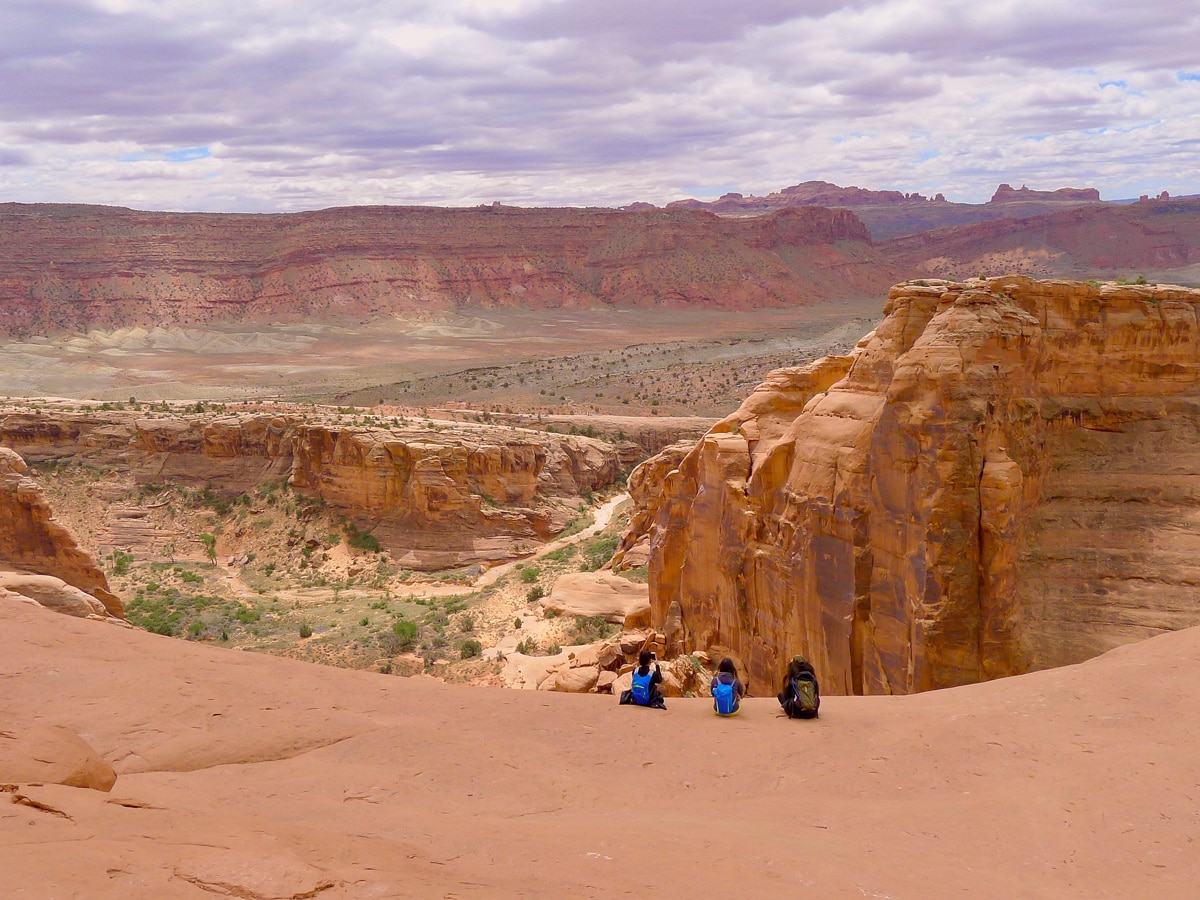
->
[{"left": 0, "top": 0, "right": 1196, "bottom": 210}]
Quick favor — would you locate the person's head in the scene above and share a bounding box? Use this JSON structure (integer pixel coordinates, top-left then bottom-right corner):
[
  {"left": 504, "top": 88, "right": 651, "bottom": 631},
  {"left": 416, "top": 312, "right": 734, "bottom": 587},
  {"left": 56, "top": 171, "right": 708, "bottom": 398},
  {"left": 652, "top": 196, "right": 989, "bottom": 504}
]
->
[
  {"left": 789, "top": 654, "right": 807, "bottom": 675},
  {"left": 718, "top": 657, "right": 736, "bottom": 676},
  {"left": 638, "top": 650, "right": 653, "bottom": 668}
]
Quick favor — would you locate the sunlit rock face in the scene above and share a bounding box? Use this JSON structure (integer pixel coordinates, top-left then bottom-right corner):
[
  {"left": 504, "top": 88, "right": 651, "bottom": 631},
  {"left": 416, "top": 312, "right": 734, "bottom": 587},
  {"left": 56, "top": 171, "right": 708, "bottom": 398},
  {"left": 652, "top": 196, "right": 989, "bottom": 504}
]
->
[
  {"left": 633, "top": 277, "right": 1200, "bottom": 695},
  {"left": 0, "top": 447, "right": 123, "bottom": 618},
  {"left": 0, "top": 410, "right": 623, "bottom": 570}
]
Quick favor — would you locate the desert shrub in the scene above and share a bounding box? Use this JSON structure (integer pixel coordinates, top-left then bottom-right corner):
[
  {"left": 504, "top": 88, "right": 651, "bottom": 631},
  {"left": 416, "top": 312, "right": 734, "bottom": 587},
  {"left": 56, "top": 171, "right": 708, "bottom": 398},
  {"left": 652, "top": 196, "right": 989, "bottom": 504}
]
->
[
  {"left": 198, "top": 486, "right": 232, "bottom": 516},
  {"left": 378, "top": 632, "right": 401, "bottom": 655},
  {"left": 570, "top": 615, "right": 616, "bottom": 644},
  {"left": 525, "top": 585, "right": 545, "bottom": 603},
  {"left": 187, "top": 620, "right": 204, "bottom": 638},
  {"left": 460, "top": 639, "right": 483, "bottom": 659},
  {"left": 298, "top": 622, "right": 313, "bottom": 638},
  {"left": 581, "top": 533, "right": 620, "bottom": 571},
  {"left": 108, "top": 549, "right": 133, "bottom": 576},
  {"left": 520, "top": 566, "right": 541, "bottom": 584},
  {"left": 513, "top": 616, "right": 522, "bottom": 630},
  {"left": 392, "top": 619, "right": 418, "bottom": 650},
  {"left": 516, "top": 637, "right": 536, "bottom": 655},
  {"left": 542, "top": 545, "right": 577, "bottom": 563},
  {"left": 458, "top": 614, "right": 475, "bottom": 632},
  {"left": 178, "top": 569, "right": 203, "bottom": 584},
  {"left": 345, "top": 522, "right": 382, "bottom": 553},
  {"left": 359, "top": 616, "right": 370, "bottom": 626},
  {"left": 199, "top": 533, "right": 217, "bottom": 562}
]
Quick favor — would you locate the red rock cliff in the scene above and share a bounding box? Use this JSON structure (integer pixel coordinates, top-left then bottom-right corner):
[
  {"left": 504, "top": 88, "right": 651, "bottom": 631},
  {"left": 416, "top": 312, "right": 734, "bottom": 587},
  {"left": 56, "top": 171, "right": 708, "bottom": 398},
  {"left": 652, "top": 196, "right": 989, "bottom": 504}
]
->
[
  {"left": 632, "top": 277, "right": 1200, "bottom": 694},
  {"left": 0, "top": 409, "right": 623, "bottom": 569},
  {"left": 0, "top": 203, "right": 891, "bottom": 336}
]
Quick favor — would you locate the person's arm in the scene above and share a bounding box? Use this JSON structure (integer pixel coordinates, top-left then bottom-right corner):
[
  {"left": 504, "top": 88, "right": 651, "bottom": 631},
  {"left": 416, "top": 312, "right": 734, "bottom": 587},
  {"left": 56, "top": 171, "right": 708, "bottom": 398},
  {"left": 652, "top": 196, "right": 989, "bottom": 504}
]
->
[
  {"left": 735, "top": 678, "right": 745, "bottom": 698},
  {"left": 651, "top": 665, "right": 663, "bottom": 686}
]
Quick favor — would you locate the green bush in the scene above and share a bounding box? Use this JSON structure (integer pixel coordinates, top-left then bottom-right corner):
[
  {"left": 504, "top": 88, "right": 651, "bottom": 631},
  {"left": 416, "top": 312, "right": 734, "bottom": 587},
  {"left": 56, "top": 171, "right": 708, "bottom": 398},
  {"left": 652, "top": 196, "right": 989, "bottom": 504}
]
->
[
  {"left": 298, "top": 622, "right": 313, "bottom": 638},
  {"left": 526, "top": 585, "right": 545, "bottom": 603},
  {"left": 345, "top": 523, "right": 383, "bottom": 553},
  {"left": 570, "top": 615, "right": 616, "bottom": 644},
  {"left": 108, "top": 550, "right": 133, "bottom": 576},
  {"left": 392, "top": 619, "right": 418, "bottom": 650},
  {"left": 460, "top": 639, "right": 483, "bottom": 659},
  {"left": 520, "top": 566, "right": 541, "bottom": 584}
]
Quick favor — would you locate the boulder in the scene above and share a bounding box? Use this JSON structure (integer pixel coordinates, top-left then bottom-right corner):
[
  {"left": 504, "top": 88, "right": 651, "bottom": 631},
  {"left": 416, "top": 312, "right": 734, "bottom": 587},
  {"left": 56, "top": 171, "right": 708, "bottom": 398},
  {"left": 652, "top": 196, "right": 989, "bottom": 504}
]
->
[
  {"left": 541, "top": 571, "right": 649, "bottom": 624},
  {"left": 0, "top": 719, "right": 116, "bottom": 791}
]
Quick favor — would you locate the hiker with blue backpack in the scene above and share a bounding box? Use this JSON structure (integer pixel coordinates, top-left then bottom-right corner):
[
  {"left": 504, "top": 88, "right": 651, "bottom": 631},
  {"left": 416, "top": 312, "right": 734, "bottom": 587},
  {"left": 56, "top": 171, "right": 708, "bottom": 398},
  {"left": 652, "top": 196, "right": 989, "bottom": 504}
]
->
[
  {"left": 619, "top": 650, "right": 667, "bottom": 709},
  {"left": 711, "top": 657, "right": 745, "bottom": 716},
  {"left": 778, "top": 654, "right": 820, "bottom": 719}
]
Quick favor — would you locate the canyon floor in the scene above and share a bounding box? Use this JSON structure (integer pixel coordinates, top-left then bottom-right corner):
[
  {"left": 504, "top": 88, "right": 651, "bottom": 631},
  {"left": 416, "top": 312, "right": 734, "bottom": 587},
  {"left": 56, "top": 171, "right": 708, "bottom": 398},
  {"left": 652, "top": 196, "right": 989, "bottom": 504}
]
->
[
  {"left": 0, "top": 302, "right": 879, "bottom": 415},
  {"left": 4, "top": 599, "right": 1199, "bottom": 898}
]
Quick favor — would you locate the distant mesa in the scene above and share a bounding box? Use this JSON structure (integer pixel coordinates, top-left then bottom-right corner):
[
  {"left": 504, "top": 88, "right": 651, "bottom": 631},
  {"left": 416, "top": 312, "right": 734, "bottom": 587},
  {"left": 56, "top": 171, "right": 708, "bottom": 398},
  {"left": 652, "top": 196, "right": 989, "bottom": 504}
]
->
[
  {"left": 0, "top": 202, "right": 896, "bottom": 338},
  {"left": 989, "top": 183, "right": 1101, "bottom": 203},
  {"left": 666, "top": 180, "right": 941, "bottom": 214}
]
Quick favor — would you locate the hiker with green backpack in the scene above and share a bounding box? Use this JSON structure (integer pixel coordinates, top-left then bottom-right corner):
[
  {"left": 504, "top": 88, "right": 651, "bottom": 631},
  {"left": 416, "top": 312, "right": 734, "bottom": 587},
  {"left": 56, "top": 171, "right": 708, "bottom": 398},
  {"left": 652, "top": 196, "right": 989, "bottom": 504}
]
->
[{"left": 778, "top": 654, "right": 820, "bottom": 719}]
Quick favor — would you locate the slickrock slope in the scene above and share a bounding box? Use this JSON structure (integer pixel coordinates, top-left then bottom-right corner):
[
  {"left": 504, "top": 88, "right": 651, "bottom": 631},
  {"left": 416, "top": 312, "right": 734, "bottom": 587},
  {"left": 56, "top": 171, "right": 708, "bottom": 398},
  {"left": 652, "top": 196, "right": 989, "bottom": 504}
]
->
[
  {"left": 631, "top": 277, "right": 1200, "bottom": 695},
  {"left": 0, "top": 203, "right": 898, "bottom": 336},
  {"left": 3, "top": 599, "right": 1200, "bottom": 896},
  {"left": 0, "top": 408, "right": 623, "bottom": 568},
  {"left": 0, "top": 447, "right": 122, "bottom": 617}
]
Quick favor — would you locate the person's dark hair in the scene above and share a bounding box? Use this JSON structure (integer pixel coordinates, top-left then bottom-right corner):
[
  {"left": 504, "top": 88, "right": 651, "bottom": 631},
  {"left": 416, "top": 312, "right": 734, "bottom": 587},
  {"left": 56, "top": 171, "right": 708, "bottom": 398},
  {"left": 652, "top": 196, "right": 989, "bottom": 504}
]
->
[
  {"left": 638, "top": 650, "right": 653, "bottom": 667},
  {"left": 718, "top": 657, "right": 736, "bottom": 675}
]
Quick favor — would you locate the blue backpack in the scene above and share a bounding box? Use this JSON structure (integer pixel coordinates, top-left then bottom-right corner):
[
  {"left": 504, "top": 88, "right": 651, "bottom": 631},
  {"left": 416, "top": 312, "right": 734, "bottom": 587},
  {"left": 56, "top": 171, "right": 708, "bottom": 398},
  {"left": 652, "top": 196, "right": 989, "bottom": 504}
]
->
[
  {"left": 713, "top": 678, "right": 737, "bottom": 715},
  {"left": 631, "top": 668, "right": 653, "bottom": 705}
]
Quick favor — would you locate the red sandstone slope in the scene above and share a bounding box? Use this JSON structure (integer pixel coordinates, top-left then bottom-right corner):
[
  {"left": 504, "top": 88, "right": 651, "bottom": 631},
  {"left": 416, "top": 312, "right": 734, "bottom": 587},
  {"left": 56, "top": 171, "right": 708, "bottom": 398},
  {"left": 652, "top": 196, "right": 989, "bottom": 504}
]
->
[
  {"left": 2, "top": 599, "right": 1199, "bottom": 896},
  {"left": 880, "top": 198, "right": 1200, "bottom": 279},
  {"left": 0, "top": 203, "right": 901, "bottom": 337}
]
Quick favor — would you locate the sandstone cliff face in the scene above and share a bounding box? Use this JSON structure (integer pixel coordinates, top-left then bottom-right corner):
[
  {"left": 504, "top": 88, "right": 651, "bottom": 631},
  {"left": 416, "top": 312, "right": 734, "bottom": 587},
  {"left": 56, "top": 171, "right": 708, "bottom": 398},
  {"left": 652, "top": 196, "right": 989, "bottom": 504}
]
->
[
  {"left": 0, "top": 409, "right": 623, "bottom": 569},
  {"left": 0, "top": 447, "right": 122, "bottom": 617},
  {"left": 634, "top": 277, "right": 1200, "bottom": 695},
  {"left": 0, "top": 203, "right": 895, "bottom": 336}
]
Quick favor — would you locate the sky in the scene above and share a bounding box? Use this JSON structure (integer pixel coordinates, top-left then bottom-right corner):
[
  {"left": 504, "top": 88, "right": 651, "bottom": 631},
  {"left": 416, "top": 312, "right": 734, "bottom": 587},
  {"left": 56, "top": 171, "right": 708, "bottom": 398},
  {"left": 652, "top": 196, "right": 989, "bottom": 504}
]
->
[{"left": 1, "top": 0, "right": 1198, "bottom": 212}]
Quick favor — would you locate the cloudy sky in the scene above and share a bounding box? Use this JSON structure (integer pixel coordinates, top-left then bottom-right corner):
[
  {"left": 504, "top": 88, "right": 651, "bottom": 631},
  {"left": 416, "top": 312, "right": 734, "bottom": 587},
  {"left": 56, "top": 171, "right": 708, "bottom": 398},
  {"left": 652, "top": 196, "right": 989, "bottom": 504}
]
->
[{"left": 1, "top": 0, "right": 1197, "bottom": 212}]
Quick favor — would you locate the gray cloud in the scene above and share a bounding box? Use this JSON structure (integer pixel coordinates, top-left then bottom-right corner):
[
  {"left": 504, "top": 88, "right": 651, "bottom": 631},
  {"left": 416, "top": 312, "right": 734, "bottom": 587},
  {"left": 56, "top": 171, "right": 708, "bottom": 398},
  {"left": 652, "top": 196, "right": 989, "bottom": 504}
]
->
[{"left": 0, "top": 0, "right": 1196, "bottom": 211}]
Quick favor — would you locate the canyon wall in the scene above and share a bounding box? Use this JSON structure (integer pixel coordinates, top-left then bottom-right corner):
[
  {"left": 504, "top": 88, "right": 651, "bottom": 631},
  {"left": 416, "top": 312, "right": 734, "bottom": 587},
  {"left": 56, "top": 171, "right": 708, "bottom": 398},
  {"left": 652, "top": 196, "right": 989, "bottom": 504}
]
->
[
  {"left": 0, "top": 203, "right": 897, "bottom": 336},
  {"left": 630, "top": 277, "right": 1200, "bottom": 695},
  {"left": 0, "top": 409, "right": 623, "bottom": 568},
  {"left": 0, "top": 447, "right": 123, "bottom": 618}
]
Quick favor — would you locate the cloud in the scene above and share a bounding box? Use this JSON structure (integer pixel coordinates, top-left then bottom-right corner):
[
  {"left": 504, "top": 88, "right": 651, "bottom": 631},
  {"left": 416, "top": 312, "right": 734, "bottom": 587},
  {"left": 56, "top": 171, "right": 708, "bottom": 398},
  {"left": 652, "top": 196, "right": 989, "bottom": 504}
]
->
[{"left": 0, "top": 0, "right": 1196, "bottom": 210}]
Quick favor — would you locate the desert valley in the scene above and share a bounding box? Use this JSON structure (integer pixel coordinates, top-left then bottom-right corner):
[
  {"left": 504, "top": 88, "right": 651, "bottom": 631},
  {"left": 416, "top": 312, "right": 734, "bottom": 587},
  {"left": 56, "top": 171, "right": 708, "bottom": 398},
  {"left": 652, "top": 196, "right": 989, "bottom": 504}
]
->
[{"left": 5, "top": 182, "right": 1200, "bottom": 897}]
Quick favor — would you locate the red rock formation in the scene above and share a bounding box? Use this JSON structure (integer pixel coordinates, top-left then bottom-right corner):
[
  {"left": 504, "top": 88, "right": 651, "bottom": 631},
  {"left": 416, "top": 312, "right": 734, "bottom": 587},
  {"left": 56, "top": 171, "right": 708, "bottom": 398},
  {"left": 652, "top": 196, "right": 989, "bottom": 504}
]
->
[
  {"left": 990, "top": 183, "right": 1102, "bottom": 203},
  {"left": 0, "top": 409, "right": 624, "bottom": 569},
  {"left": 0, "top": 447, "right": 123, "bottom": 617},
  {"left": 631, "top": 277, "right": 1200, "bottom": 695},
  {"left": 881, "top": 198, "right": 1200, "bottom": 278},
  {"left": 0, "top": 203, "right": 892, "bottom": 337}
]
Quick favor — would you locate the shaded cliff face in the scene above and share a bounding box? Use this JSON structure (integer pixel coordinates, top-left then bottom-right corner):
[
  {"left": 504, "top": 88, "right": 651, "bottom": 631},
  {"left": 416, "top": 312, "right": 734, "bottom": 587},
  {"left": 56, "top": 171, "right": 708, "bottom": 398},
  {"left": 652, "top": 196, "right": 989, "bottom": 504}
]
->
[
  {"left": 0, "top": 408, "right": 623, "bottom": 569},
  {"left": 0, "top": 203, "right": 895, "bottom": 336},
  {"left": 0, "top": 447, "right": 122, "bottom": 618},
  {"left": 635, "top": 277, "right": 1200, "bottom": 695}
]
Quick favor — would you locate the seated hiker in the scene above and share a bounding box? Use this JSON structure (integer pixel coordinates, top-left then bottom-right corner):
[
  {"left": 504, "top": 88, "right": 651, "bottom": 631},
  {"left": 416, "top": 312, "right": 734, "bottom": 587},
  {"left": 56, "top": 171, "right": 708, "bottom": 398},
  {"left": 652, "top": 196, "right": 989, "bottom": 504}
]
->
[
  {"left": 778, "top": 654, "right": 820, "bottom": 719},
  {"left": 619, "top": 650, "right": 666, "bottom": 709},
  {"left": 711, "top": 657, "right": 745, "bottom": 716}
]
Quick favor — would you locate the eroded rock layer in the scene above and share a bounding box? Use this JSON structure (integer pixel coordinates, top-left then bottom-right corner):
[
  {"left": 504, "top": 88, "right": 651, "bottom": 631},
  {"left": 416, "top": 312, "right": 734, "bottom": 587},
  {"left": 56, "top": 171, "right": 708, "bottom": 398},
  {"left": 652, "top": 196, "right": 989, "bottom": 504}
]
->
[
  {"left": 633, "top": 277, "right": 1200, "bottom": 695},
  {"left": 0, "top": 410, "right": 623, "bottom": 568},
  {"left": 0, "top": 447, "right": 122, "bottom": 617},
  {"left": 0, "top": 203, "right": 894, "bottom": 336}
]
